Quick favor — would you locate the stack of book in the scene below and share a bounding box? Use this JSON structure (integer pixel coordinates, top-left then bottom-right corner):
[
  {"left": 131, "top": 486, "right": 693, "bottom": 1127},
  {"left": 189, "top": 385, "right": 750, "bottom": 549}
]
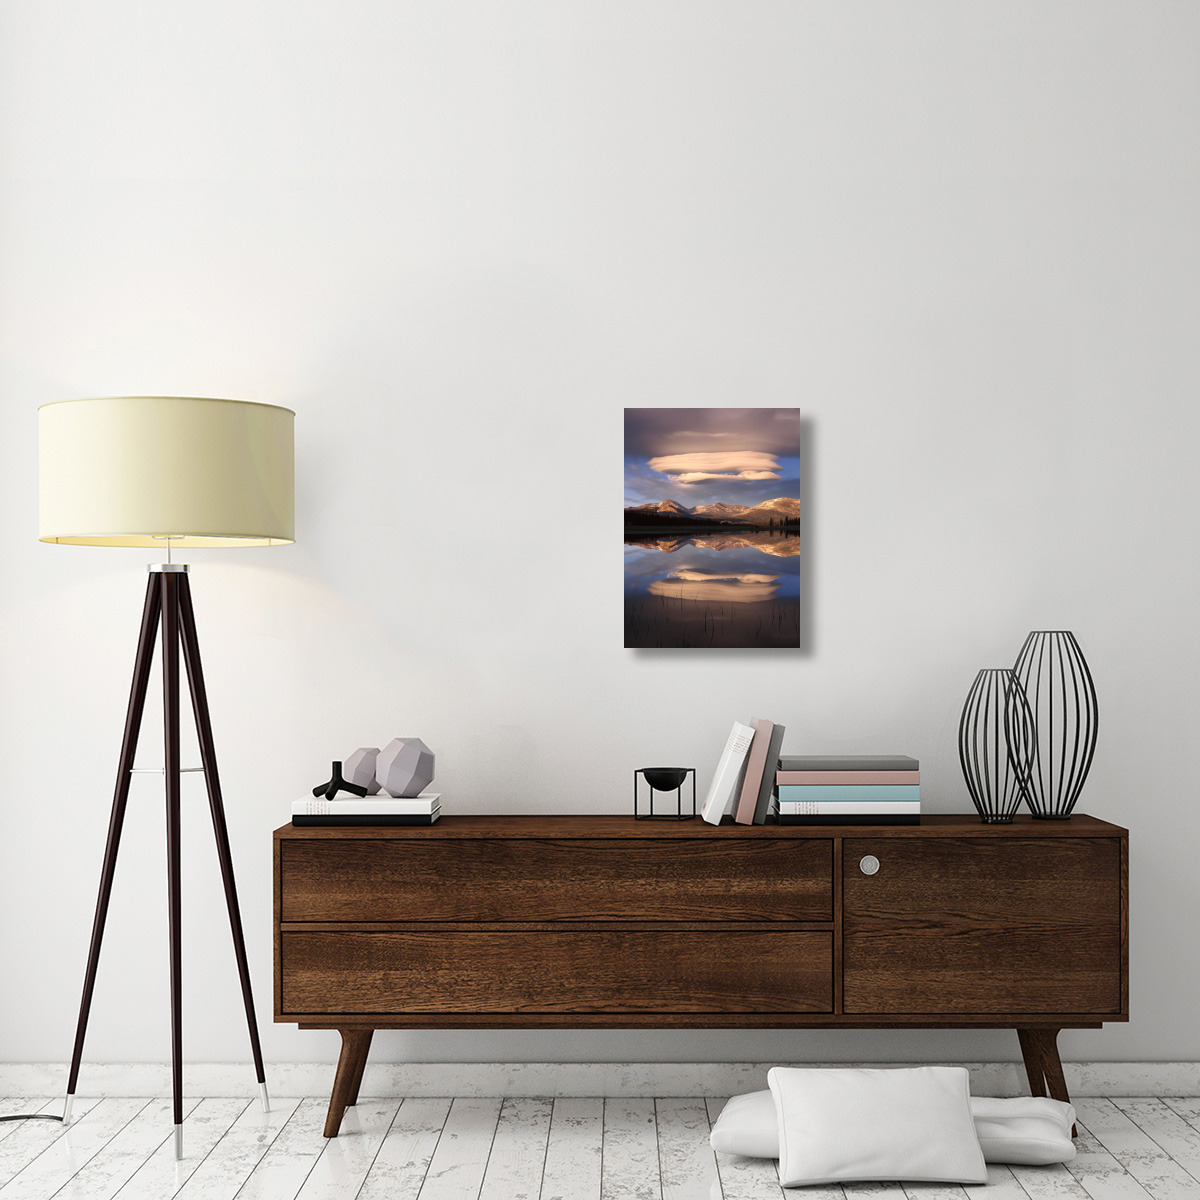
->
[
  {"left": 775, "top": 755, "right": 920, "bottom": 825},
  {"left": 700, "top": 718, "right": 786, "bottom": 825},
  {"left": 291, "top": 792, "right": 441, "bottom": 827}
]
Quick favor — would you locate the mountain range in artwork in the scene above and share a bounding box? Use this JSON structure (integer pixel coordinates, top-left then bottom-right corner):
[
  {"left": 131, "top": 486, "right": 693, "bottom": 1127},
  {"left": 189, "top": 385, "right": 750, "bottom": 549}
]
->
[{"left": 625, "top": 496, "right": 802, "bottom": 528}]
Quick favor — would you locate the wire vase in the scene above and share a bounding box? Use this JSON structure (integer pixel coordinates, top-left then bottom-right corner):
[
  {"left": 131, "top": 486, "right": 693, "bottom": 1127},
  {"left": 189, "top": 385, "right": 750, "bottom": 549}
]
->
[
  {"left": 958, "top": 668, "right": 1036, "bottom": 824},
  {"left": 1011, "top": 630, "right": 1098, "bottom": 819}
]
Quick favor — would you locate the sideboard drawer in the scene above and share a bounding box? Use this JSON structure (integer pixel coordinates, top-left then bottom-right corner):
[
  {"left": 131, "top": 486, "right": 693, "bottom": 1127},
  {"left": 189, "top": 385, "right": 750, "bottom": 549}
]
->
[
  {"left": 279, "top": 837, "right": 832, "bottom": 923},
  {"left": 279, "top": 928, "right": 833, "bottom": 1015}
]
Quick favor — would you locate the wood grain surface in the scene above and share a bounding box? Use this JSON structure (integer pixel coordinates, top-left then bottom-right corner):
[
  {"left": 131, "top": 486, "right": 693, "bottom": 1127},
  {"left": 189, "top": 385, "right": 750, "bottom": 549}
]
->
[
  {"left": 842, "top": 836, "right": 1124, "bottom": 1015},
  {"left": 279, "top": 928, "right": 833, "bottom": 1015},
  {"left": 279, "top": 836, "right": 833, "bottom": 923}
]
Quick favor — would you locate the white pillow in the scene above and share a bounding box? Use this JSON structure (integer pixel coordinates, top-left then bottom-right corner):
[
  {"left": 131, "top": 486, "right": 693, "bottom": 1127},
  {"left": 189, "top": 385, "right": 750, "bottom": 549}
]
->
[
  {"left": 767, "top": 1067, "right": 987, "bottom": 1187},
  {"left": 711, "top": 1088, "right": 1076, "bottom": 1167},
  {"left": 971, "top": 1096, "right": 1076, "bottom": 1165},
  {"left": 710, "top": 1090, "right": 780, "bottom": 1158}
]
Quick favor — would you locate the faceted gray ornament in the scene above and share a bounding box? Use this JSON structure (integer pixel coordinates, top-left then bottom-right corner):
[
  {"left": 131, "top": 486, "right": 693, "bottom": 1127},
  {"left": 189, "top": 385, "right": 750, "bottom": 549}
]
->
[
  {"left": 344, "top": 747, "right": 381, "bottom": 795},
  {"left": 377, "top": 737, "right": 435, "bottom": 797}
]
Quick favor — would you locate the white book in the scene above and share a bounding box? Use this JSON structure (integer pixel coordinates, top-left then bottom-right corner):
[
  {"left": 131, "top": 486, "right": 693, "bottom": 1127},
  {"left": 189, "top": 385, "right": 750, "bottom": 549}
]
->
[
  {"left": 293, "top": 792, "right": 441, "bottom": 817},
  {"left": 778, "top": 800, "right": 921, "bottom": 815},
  {"left": 700, "top": 721, "right": 757, "bottom": 825}
]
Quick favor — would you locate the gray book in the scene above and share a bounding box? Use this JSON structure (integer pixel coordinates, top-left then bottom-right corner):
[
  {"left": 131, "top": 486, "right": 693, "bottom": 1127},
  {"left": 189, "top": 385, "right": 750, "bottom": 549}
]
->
[
  {"left": 753, "top": 724, "right": 787, "bottom": 824},
  {"left": 777, "top": 814, "right": 920, "bottom": 826},
  {"left": 778, "top": 755, "right": 918, "bottom": 772}
]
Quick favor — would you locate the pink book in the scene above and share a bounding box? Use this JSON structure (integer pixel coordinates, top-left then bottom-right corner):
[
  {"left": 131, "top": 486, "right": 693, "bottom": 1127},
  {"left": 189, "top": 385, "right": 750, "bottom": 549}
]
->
[
  {"left": 734, "top": 719, "right": 776, "bottom": 824},
  {"left": 775, "top": 770, "right": 920, "bottom": 785}
]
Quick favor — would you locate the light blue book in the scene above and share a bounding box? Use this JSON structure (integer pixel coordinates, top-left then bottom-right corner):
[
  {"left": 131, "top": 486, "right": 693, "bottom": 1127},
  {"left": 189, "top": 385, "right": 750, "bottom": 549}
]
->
[
  {"left": 778, "top": 801, "right": 921, "bottom": 815},
  {"left": 776, "top": 784, "right": 920, "bottom": 803}
]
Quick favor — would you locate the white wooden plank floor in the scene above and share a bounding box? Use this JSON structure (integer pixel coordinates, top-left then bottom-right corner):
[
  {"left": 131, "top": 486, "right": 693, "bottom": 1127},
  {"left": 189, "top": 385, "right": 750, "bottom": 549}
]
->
[{"left": 1, "top": 1095, "right": 1198, "bottom": 1200}]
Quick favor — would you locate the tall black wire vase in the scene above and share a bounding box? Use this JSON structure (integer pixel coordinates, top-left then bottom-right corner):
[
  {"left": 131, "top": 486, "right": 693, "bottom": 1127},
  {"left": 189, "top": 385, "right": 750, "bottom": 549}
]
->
[
  {"left": 1012, "top": 630, "right": 1098, "bottom": 819},
  {"left": 958, "top": 668, "right": 1036, "bottom": 823}
]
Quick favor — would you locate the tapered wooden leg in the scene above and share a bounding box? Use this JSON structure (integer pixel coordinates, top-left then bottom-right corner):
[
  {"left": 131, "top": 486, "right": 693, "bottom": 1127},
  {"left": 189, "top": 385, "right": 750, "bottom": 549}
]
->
[
  {"left": 1037, "top": 1029, "right": 1077, "bottom": 1136},
  {"left": 1037, "top": 1030, "right": 1072, "bottom": 1106},
  {"left": 345, "top": 1030, "right": 374, "bottom": 1107},
  {"left": 1017, "top": 1027, "right": 1076, "bottom": 1136},
  {"left": 324, "top": 1029, "right": 374, "bottom": 1137},
  {"left": 1017, "top": 1028, "right": 1048, "bottom": 1097},
  {"left": 177, "top": 574, "right": 268, "bottom": 1104},
  {"left": 66, "top": 575, "right": 162, "bottom": 1116}
]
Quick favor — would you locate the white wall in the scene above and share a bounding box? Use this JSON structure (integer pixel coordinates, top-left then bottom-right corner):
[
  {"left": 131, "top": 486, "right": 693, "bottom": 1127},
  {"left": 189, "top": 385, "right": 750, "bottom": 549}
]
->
[{"left": 1, "top": 1, "right": 1196, "bottom": 1071}]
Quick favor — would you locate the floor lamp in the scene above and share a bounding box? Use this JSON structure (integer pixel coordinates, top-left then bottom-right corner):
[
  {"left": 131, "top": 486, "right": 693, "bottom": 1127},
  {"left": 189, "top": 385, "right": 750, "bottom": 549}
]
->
[{"left": 39, "top": 396, "right": 295, "bottom": 1160}]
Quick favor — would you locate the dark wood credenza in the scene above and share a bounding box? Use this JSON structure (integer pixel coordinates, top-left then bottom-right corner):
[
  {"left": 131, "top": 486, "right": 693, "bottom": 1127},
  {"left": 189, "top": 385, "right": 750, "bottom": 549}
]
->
[{"left": 273, "top": 814, "right": 1128, "bottom": 1137}]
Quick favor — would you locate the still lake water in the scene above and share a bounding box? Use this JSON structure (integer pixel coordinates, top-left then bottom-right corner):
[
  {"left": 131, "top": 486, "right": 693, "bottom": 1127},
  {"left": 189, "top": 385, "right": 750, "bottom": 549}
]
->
[{"left": 623, "top": 531, "right": 801, "bottom": 648}]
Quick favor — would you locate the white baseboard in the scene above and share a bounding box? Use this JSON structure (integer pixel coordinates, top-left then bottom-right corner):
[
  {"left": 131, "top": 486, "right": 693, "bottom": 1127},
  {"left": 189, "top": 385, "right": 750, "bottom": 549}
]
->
[{"left": 2, "top": 1061, "right": 1197, "bottom": 1098}]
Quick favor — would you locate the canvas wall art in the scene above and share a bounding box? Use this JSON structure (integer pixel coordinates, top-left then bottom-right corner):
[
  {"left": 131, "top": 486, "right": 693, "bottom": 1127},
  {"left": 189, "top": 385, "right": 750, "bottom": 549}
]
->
[{"left": 624, "top": 407, "right": 802, "bottom": 648}]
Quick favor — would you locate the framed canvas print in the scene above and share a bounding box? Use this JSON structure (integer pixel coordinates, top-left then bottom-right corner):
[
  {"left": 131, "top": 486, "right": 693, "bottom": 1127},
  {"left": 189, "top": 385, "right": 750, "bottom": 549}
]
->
[{"left": 624, "top": 407, "right": 802, "bottom": 648}]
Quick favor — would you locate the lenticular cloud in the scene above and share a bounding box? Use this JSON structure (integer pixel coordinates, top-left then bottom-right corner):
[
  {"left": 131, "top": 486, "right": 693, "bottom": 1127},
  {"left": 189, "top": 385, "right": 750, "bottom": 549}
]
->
[{"left": 647, "top": 451, "right": 781, "bottom": 481}]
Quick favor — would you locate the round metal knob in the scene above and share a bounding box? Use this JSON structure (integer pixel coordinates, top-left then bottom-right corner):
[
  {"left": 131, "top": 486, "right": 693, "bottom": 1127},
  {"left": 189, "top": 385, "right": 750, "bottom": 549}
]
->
[{"left": 859, "top": 855, "right": 880, "bottom": 876}]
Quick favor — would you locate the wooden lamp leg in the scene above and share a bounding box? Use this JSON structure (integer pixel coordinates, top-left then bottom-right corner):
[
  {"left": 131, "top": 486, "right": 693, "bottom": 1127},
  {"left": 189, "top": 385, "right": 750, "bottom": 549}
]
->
[
  {"left": 66, "top": 566, "right": 268, "bottom": 1155},
  {"left": 162, "top": 571, "right": 185, "bottom": 1160},
  {"left": 64, "top": 575, "right": 162, "bottom": 1125},
  {"left": 177, "top": 574, "right": 269, "bottom": 1114}
]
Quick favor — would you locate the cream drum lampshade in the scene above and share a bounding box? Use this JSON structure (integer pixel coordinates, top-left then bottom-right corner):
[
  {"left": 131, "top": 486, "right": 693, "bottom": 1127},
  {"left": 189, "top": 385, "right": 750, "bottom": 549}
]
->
[{"left": 39, "top": 396, "right": 294, "bottom": 547}]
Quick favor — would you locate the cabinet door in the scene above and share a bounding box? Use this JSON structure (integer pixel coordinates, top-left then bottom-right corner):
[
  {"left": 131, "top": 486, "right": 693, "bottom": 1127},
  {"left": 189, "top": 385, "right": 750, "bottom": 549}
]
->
[{"left": 842, "top": 837, "right": 1123, "bottom": 1016}]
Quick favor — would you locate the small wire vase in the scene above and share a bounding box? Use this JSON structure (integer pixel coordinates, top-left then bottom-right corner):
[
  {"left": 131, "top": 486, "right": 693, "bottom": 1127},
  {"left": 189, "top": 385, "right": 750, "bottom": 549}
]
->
[
  {"left": 958, "top": 668, "right": 1036, "bottom": 824},
  {"left": 1011, "top": 630, "right": 1098, "bottom": 819}
]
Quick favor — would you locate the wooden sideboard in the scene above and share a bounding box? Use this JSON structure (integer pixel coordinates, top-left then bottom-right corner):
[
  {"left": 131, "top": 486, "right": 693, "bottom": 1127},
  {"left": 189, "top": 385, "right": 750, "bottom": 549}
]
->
[{"left": 273, "top": 814, "right": 1128, "bottom": 1137}]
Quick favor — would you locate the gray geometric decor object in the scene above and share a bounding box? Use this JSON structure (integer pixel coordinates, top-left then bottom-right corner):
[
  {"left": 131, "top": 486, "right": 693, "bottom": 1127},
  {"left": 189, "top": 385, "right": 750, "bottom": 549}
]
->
[
  {"left": 377, "top": 737, "right": 435, "bottom": 798},
  {"left": 344, "top": 747, "right": 381, "bottom": 795}
]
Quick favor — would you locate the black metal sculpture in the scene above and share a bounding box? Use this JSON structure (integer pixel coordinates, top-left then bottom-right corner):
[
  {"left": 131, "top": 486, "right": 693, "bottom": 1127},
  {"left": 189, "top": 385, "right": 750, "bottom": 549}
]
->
[
  {"left": 313, "top": 760, "right": 369, "bottom": 801},
  {"left": 633, "top": 767, "right": 696, "bottom": 819}
]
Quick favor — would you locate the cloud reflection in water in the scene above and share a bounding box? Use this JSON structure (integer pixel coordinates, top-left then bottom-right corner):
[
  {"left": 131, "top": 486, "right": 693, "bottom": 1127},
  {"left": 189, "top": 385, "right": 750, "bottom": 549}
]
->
[{"left": 648, "top": 570, "right": 780, "bottom": 604}]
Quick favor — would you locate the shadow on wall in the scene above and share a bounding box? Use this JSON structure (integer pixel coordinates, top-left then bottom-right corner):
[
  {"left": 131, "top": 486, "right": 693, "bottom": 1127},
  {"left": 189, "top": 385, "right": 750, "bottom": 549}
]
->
[{"left": 628, "top": 416, "right": 816, "bottom": 658}]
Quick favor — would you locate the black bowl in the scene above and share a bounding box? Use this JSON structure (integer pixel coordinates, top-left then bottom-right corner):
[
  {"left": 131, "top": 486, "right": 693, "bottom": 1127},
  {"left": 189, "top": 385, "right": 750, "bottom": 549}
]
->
[{"left": 641, "top": 767, "right": 690, "bottom": 792}]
